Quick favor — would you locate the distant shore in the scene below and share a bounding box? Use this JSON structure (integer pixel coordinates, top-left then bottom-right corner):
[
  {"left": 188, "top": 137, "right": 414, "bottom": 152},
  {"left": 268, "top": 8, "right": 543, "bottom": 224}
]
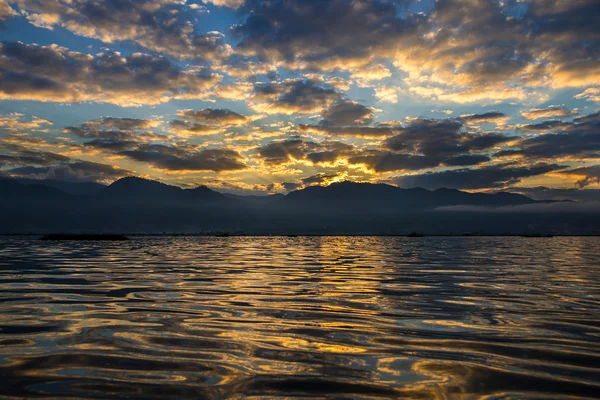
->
[{"left": 1, "top": 232, "right": 599, "bottom": 238}]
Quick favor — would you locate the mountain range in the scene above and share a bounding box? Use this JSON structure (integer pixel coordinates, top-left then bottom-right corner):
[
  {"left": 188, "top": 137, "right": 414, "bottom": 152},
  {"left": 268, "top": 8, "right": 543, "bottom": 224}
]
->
[{"left": 0, "top": 177, "right": 597, "bottom": 235}]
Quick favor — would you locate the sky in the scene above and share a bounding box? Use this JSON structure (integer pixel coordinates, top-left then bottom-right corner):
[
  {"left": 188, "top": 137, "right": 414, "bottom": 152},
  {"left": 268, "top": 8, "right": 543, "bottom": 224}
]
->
[{"left": 0, "top": 0, "right": 598, "bottom": 196}]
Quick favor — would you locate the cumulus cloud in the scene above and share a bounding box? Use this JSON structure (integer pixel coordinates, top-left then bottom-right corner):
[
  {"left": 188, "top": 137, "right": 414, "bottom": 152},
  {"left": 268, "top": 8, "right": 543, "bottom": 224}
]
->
[
  {"left": 0, "top": 113, "right": 52, "bottom": 132},
  {"left": 298, "top": 100, "right": 390, "bottom": 138},
  {"left": 383, "top": 118, "right": 512, "bottom": 156},
  {"left": 320, "top": 101, "right": 375, "bottom": 126},
  {"left": 233, "top": 0, "right": 599, "bottom": 98},
  {"left": 169, "top": 108, "right": 250, "bottom": 136},
  {"left": 10, "top": 0, "right": 228, "bottom": 60},
  {"left": 250, "top": 79, "right": 341, "bottom": 114},
  {"left": 0, "top": 41, "right": 221, "bottom": 106},
  {"left": 521, "top": 106, "right": 579, "bottom": 120},
  {"left": 0, "top": 0, "right": 16, "bottom": 24}
]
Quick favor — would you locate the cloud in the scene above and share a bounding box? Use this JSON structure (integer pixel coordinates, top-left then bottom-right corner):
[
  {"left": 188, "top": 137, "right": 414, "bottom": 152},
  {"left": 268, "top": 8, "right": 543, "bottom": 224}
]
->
[
  {"left": 0, "top": 144, "right": 131, "bottom": 183},
  {"left": 383, "top": 118, "right": 511, "bottom": 156},
  {"left": 298, "top": 124, "right": 393, "bottom": 138},
  {"left": 521, "top": 106, "right": 579, "bottom": 120},
  {"left": 457, "top": 112, "right": 508, "bottom": 125},
  {"left": 203, "top": 0, "right": 245, "bottom": 9},
  {"left": 232, "top": 0, "right": 597, "bottom": 98},
  {"left": 6, "top": 161, "right": 131, "bottom": 183},
  {"left": 120, "top": 144, "right": 247, "bottom": 172},
  {"left": 348, "top": 151, "right": 444, "bottom": 173},
  {"left": 62, "top": 117, "right": 168, "bottom": 150},
  {"left": 11, "top": 0, "right": 227, "bottom": 60},
  {"left": 250, "top": 79, "right": 341, "bottom": 114},
  {"left": 575, "top": 87, "right": 600, "bottom": 102},
  {"left": 0, "top": 113, "right": 52, "bottom": 132},
  {"left": 497, "top": 112, "right": 600, "bottom": 159},
  {"left": 0, "top": 0, "right": 16, "bottom": 24},
  {"left": 393, "top": 163, "right": 566, "bottom": 190},
  {"left": 169, "top": 108, "right": 250, "bottom": 137},
  {"left": 0, "top": 41, "right": 221, "bottom": 106},
  {"left": 257, "top": 139, "right": 354, "bottom": 165},
  {"left": 320, "top": 101, "right": 375, "bottom": 126},
  {"left": 301, "top": 173, "right": 342, "bottom": 186},
  {"left": 234, "top": 0, "right": 422, "bottom": 71},
  {"left": 350, "top": 64, "right": 392, "bottom": 86},
  {"left": 561, "top": 165, "right": 600, "bottom": 188},
  {"left": 374, "top": 85, "right": 400, "bottom": 103},
  {"left": 175, "top": 108, "right": 249, "bottom": 126}
]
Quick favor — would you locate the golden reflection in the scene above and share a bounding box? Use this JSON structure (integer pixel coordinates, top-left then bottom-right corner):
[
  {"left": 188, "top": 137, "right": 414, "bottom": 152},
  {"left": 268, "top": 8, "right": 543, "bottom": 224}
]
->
[{"left": 0, "top": 236, "right": 599, "bottom": 398}]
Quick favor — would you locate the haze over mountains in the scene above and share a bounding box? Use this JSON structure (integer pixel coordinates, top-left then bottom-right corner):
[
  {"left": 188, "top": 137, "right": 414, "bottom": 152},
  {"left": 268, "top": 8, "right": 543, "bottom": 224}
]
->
[{"left": 1, "top": 177, "right": 599, "bottom": 235}]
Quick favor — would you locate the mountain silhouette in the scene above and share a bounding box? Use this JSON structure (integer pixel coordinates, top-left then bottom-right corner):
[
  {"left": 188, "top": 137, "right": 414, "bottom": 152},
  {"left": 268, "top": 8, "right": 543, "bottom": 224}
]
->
[
  {"left": 100, "top": 177, "right": 225, "bottom": 203},
  {"left": 14, "top": 178, "right": 106, "bottom": 195},
  {"left": 0, "top": 176, "right": 596, "bottom": 235}
]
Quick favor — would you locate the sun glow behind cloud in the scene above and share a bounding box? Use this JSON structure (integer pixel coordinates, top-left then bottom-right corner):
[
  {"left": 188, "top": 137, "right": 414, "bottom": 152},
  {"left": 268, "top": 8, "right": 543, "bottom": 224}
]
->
[{"left": 0, "top": 0, "right": 598, "bottom": 195}]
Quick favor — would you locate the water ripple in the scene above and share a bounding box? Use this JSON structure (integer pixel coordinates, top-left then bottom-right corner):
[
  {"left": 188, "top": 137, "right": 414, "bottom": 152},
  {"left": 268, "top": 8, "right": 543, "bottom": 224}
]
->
[{"left": 0, "top": 236, "right": 599, "bottom": 399}]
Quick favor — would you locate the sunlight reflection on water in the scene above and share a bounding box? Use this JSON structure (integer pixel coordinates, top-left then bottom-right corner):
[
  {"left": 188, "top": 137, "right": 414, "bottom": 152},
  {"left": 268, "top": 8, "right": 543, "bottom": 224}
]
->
[{"left": 0, "top": 236, "right": 599, "bottom": 399}]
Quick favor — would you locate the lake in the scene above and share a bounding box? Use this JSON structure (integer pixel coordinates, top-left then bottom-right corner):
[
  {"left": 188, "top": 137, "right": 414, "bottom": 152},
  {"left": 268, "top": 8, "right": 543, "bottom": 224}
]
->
[{"left": 0, "top": 236, "right": 599, "bottom": 399}]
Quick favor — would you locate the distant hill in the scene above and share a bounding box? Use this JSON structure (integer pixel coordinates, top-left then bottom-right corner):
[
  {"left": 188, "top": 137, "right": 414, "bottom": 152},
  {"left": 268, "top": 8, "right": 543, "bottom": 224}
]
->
[
  {"left": 14, "top": 178, "right": 106, "bottom": 195},
  {"left": 284, "top": 181, "right": 537, "bottom": 209},
  {"left": 100, "top": 177, "right": 225, "bottom": 203},
  {"left": 0, "top": 176, "right": 596, "bottom": 235}
]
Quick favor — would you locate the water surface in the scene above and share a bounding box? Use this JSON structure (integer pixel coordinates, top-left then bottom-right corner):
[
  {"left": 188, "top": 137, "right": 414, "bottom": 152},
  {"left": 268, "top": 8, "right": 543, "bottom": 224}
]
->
[{"left": 0, "top": 236, "right": 599, "bottom": 399}]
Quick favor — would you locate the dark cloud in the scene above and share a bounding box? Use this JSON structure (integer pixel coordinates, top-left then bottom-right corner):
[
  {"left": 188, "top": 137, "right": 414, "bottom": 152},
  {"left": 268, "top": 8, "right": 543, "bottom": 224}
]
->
[
  {"left": 0, "top": 41, "right": 221, "bottom": 105},
  {"left": 562, "top": 165, "right": 600, "bottom": 188},
  {"left": 234, "top": 0, "right": 423, "bottom": 71},
  {"left": 0, "top": 145, "right": 71, "bottom": 166},
  {"left": 233, "top": 0, "right": 599, "bottom": 93},
  {"left": 301, "top": 173, "right": 340, "bottom": 186},
  {"left": 442, "top": 154, "right": 491, "bottom": 167},
  {"left": 349, "top": 151, "right": 444, "bottom": 173},
  {"left": 251, "top": 79, "right": 342, "bottom": 114},
  {"left": 0, "top": 144, "right": 130, "bottom": 183},
  {"left": 393, "top": 163, "right": 566, "bottom": 190},
  {"left": 170, "top": 108, "right": 249, "bottom": 136},
  {"left": 6, "top": 161, "right": 131, "bottom": 183},
  {"left": 320, "top": 101, "right": 375, "bottom": 126},
  {"left": 175, "top": 108, "right": 249, "bottom": 125},
  {"left": 258, "top": 139, "right": 354, "bottom": 165},
  {"left": 258, "top": 139, "right": 321, "bottom": 164},
  {"left": 282, "top": 182, "right": 301, "bottom": 192},
  {"left": 11, "top": 0, "right": 226, "bottom": 60},
  {"left": 457, "top": 112, "right": 507, "bottom": 124},
  {"left": 498, "top": 112, "right": 600, "bottom": 159},
  {"left": 121, "top": 144, "right": 247, "bottom": 172},
  {"left": 62, "top": 117, "right": 167, "bottom": 150},
  {"left": 383, "top": 118, "right": 511, "bottom": 156}
]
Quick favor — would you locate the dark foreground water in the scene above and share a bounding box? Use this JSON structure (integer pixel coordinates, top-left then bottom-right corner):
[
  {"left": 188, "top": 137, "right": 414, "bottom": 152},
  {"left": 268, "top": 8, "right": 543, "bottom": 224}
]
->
[{"left": 0, "top": 236, "right": 599, "bottom": 399}]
